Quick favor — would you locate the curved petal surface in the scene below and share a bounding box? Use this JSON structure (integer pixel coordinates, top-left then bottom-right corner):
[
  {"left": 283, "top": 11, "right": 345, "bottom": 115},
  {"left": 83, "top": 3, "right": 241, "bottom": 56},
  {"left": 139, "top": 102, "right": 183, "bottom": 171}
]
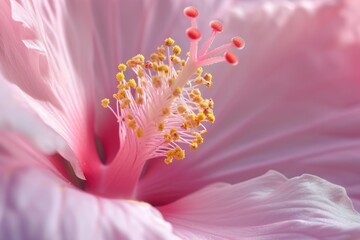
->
[
  {"left": 138, "top": 0, "right": 360, "bottom": 209},
  {"left": 159, "top": 171, "right": 360, "bottom": 240},
  {"left": 0, "top": 165, "right": 179, "bottom": 240},
  {"left": 0, "top": 74, "right": 64, "bottom": 154}
]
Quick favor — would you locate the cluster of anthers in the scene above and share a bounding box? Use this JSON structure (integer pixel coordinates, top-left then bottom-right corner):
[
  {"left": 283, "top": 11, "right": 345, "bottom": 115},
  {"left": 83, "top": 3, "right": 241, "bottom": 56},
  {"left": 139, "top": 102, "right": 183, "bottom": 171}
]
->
[{"left": 101, "top": 6, "right": 244, "bottom": 165}]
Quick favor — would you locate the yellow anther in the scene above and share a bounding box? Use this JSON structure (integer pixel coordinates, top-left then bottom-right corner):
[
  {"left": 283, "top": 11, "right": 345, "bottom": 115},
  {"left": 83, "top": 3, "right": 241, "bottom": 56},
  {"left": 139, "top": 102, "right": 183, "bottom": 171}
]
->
[
  {"left": 164, "top": 133, "right": 172, "bottom": 143},
  {"left": 127, "top": 114, "right": 134, "bottom": 120},
  {"left": 206, "top": 79, "right": 213, "bottom": 88},
  {"left": 158, "top": 122, "right": 165, "bottom": 131},
  {"left": 117, "top": 84, "right": 126, "bottom": 89},
  {"left": 164, "top": 37, "right": 175, "bottom": 46},
  {"left": 127, "top": 79, "right": 137, "bottom": 89},
  {"left": 157, "top": 45, "right": 166, "bottom": 54},
  {"left": 126, "top": 59, "right": 137, "bottom": 68},
  {"left": 173, "top": 146, "right": 185, "bottom": 160},
  {"left": 120, "top": 98, "right": 131, "bottom": 109},
  {"left": 203, "top": 73, "right": 212, "bottom": 81},
  {"left": 197, "top": 112, "right": 206, "bottom": 122},
  {"left": 134, "top": 54, "right": 145, "bottom": 63},
  {"left": 173, "top": 87, "right": 182, "bottom": 97},
  {"left": 181, "top": 60, "right": 186, "bottom": 67},
  {"left": 200, "top": 100, "right": 209, "bottom": 109},
  {"left": 150, "top": 53, "right": 159, "bottom": 62},
  {"left": 136, "top": 97, "right": 144, "bottom": 105},
  {"left": 192, "top": 95, "right": 203, "bottom": 104},
  {"left": 193, "top": 132, "right": 204, "bottom": 144},
  {"left": 166, "top": 149, "right": 174, "bottom": 157},
  {"left": 187, "top": 113, "right": 196, "bottom": 121},
  {"left": 209, "top": 99, "right": 214, "bottom": 108},
  {"left": 170, "top": 128, "right": 179, "bottom": 141},
  {"left": 197, "top": 67, "right": 203, "bottom": 74},
  {"left": 177, "top": 105, "right": 187, "bottom": 114},
  {"left": 152, "top": 62, "right": 159, "bottom": 72},
  {"left": 172, "top": 45, "right": 181, "bottom": 55},
  {"left": 101, "top": 98, "right": 110, "bottom": 108},
  {"left": 194, "top": 77, "right": 205, "bottom": 85},
  {"left": 128, "top": 120, "right": 137, "bottom": 129},
  {"left": 136, "top": 128, "right": 144, "bottom": 138},
  {"left": 138, "top": 69, "right": 145, "bottom": 78},
  {"left": 152, "top": 76, "right": 162, "bottom": 88},
  {"left": 190, "top": 142, "right": 198, "bottom": 150},
  {"left": 164, "top": 157, "right": 173, "bottom": 165},
  {"left": 116, "top": 72, "right": 125, "bottom": 82},
  {"left": 170, "top": 55, "right": 181, "bottom": 64},
  {"left": 158, "top": 54, "right": 166, "bottom": 61},
  {"left": 136, "top": 87, "right": 144, "bottom": 95},
  {"left": 158, "top": 64, "right": 169, "bottom": 73},
  {"left": 207, "top": 113, "right": 215, "bottom": 123},
  {"left": 191, "top": 89, "right": 201, "bottom": 96},
  {"left": 118, "top": 64, "right": 127, "bottom": 71},
  {"left": 162, "top": 107, "right": 170, "bottom": 116},
  {"left": 181, "top": 121, "right": 191, "bottom": 130},
  {"left": 117, "top": 89, "right": 127, "bottom": 99}
]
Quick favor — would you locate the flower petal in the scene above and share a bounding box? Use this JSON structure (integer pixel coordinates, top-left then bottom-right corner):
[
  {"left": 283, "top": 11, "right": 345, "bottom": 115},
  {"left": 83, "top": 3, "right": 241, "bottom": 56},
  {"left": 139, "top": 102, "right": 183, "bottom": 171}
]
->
[
  {"left": 0, "top": 74, "right": 64, "bottom": 154},
  {"left": 1, "top": 0, "right": 102, "bottom": 177},
  {"left": 138, "top": 0, "right": 360, "bottom": 209},
  {"left": 159, "top": 171, "right": 360, "bottom": 239},
  {"left": 0, "top": 165, "right": 180, "bottom": 240}
]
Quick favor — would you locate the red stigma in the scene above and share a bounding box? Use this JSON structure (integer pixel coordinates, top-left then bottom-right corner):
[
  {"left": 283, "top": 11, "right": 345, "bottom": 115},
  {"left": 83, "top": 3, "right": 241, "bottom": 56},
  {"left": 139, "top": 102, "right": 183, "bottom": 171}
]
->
[
  {"left": 210, "top": 20, "right": 223, "bottom": 33},
  {"left": 186, "top": 28, "right": 201, "bottom": 40},
  {"left": 224, "top": 52, "right": 238, "bottom": 65},
  {"left": 231, "top": 37, "right": 245, "bottom": 49},
  {"left": 184, "top": 6, "right": 199, "bottom": 18}
]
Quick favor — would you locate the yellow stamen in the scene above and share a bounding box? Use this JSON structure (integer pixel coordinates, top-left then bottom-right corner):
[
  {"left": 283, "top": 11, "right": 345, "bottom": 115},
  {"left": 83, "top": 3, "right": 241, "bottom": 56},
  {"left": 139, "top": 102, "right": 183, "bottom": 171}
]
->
[
  {"left": 165, "top": 37, "right": 175, "bottom": 46},
  {"left": 116, "top": 72, "right": 125, "bottom": 82},
  {"left": 136, "top": 128, "right": 144, "bottom": 138},
  {"left": 118, "top": 63, "right": 127, "bottom": 71},
  {"left": 101, "top": 98, "right": 110, "bottom": 108}
]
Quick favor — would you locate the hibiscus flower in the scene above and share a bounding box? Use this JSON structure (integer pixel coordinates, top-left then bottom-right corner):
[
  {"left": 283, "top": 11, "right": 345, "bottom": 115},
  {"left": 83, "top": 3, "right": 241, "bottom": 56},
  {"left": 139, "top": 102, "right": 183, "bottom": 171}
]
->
[{"left": 1, "top": 0, "right": 360, "bottom": 239}]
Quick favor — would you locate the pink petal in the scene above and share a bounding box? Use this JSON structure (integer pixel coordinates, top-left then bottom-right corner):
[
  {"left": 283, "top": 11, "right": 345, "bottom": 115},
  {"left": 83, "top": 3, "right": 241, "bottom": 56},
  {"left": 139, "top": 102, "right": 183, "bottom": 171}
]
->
[
  {"left": 159, "top": 171, "right": 360, "bottom": 239},
  {"left": 0, "top": 0, "right": 104, "bottom": 178},
  {"left": 0, "top": 74, "right": 64, "bottom": 154},
  {"left": 0, "top": 165, "right": 180, "bottom": 240},
  {"left": 138, "top": 0, "right": 360, "bottom": 209}
]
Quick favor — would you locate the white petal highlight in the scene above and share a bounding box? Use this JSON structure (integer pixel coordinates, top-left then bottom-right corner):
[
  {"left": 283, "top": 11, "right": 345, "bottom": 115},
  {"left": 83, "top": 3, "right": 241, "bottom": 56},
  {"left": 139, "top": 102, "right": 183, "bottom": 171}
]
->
[
  {"left": 0, "top": 166, "right": 180, "bottom": 240},
  {"left": 0, "top": 75, "right": 64, "bottom": 154},
  {"left": 159, "top": 171, "right": 360, "bottom": 240}
]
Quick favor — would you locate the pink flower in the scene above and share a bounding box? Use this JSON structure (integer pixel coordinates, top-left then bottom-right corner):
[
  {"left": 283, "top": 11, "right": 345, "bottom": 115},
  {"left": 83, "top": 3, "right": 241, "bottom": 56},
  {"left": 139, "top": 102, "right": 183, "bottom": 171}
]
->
[{"left": 1, "top": 0, "right": 360, "bottom": 239}]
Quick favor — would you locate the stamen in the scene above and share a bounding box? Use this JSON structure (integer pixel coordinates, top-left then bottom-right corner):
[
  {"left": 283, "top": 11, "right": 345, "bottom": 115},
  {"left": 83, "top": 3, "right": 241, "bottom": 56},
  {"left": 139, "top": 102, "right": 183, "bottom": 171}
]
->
[{"left": 100, "top": 6, "right": 244, "bottom": 166}]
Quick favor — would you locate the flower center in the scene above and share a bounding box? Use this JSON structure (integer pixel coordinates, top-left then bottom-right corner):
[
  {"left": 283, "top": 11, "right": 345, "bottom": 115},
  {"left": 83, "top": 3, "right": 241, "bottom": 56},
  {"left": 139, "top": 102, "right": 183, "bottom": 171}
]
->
[{"left": 87, "top": 6, "right": 244, "bottom": 199}]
